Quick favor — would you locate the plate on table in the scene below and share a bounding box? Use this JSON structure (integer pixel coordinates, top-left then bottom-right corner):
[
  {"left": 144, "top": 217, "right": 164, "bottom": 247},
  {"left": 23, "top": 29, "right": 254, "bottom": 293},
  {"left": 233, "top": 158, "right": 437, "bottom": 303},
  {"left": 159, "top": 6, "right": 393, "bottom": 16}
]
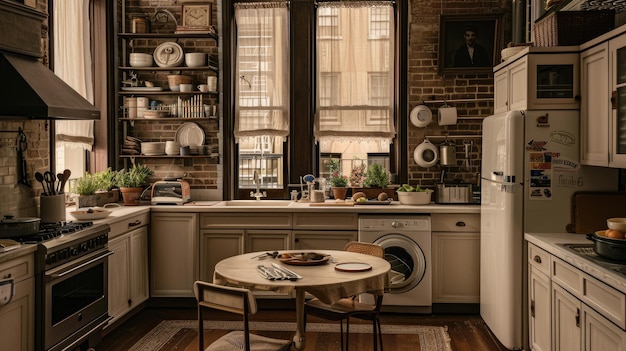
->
[
  {"left": 335, "top": 262, "right": 372, "bottom": 272},
  {"left": 277, "top": 252, "right": 331, "bottom": 266},
  {"left": 69, "top": 207, "right": 112, "bottom": 220},
  {"left": 175, "top": 122, "right": 205, "bottom": 147}
]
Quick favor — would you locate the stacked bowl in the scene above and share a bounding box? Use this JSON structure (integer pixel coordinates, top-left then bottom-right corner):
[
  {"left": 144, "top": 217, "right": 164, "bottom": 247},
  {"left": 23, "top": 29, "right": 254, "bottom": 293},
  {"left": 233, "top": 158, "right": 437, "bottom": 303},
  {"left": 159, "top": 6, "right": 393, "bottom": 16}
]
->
[
  {"left": 140, "top": 142, "right": 166, "bottom": 156},
  {"left": 129, "top": 53, "right": 153, "bottom": 67},
  {"left": 165, "top": 141, "right": 181, "bottom": 155}
]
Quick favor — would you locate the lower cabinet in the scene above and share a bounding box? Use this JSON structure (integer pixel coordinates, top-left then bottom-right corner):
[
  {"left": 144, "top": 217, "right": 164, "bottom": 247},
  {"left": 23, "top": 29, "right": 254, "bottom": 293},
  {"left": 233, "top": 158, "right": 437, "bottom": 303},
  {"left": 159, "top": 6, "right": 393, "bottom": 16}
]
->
[
  {"left": 199, "top": 229, "right": 244, "bottom": 282},
  {"left": 150, "top": 212, "right": 198, "bottom": 297},
  {"left": 106, "top": 211, "right": 150, "bottom": 327},
  {"left": 431, "top": 213, "right": 480, "bottom": 303},
  {"left": 0, "top": 253, "right": 35, "bottom": 351},
  {"left": 528, "top": 242, "right": 626, "bottom": 351},
  {"left": 292, "top": 231, "right": 356, "bottom": 250}
]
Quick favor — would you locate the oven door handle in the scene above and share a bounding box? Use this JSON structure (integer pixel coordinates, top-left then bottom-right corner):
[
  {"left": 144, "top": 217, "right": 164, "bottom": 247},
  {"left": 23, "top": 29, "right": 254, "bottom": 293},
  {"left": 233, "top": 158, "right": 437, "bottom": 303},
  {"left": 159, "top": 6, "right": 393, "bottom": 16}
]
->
[{"left": 48, "top": 250, "right": 114, "bottom": 279}]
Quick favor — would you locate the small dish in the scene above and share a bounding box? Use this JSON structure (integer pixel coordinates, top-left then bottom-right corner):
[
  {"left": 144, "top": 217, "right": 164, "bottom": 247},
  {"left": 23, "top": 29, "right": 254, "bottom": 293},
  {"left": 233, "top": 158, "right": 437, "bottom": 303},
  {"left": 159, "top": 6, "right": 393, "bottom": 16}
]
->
[
  {"left": 69, "top": 207, "right": 112, "bottom": 220},
  {"left": 607, "top": 218, "right": 626, "bottom": 231},
  {"left": 175, "top": 122, "right": 205, "bottom": 147},
  {"left": 334, "top": 262, "right": 372, "bottom": 272}
]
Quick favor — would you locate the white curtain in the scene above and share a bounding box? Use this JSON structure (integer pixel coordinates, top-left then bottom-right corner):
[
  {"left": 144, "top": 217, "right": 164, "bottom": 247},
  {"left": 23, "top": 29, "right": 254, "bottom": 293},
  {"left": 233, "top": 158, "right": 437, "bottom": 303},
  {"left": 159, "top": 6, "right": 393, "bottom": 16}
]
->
[
  {"left": 53, "top": 0, "right": 95, "bottom": 150},
  {"left": 233, "top": 2, "right": 290, "bottom": 144},
  {"left": 314, "top": 1, "right": 396, "bottom": 145}
]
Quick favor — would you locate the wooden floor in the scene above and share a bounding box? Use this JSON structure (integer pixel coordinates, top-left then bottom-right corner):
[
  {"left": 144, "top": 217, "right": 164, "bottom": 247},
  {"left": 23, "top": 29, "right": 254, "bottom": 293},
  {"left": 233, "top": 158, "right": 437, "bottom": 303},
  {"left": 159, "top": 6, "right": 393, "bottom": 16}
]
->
[{"left": 94, "top": 301, "right": 509, "bottom": 351}]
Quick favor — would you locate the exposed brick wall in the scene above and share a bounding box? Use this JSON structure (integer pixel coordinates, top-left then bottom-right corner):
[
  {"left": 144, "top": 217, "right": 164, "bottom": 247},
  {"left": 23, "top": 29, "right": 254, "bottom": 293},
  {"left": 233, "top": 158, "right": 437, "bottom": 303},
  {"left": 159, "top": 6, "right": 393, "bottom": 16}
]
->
[{"left": 407, "top": 0, "right": 511, "bottom": 187}]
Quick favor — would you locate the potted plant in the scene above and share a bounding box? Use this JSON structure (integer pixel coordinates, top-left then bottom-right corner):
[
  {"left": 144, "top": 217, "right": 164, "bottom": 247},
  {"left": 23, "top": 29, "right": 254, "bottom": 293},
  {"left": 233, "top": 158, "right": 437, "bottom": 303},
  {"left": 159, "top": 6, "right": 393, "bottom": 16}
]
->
[
  {"left": 354, "top": 163, "right": 396, "bottom": 200},
  {"left": 73, "top": 173, "right": 101, "bottom": 208},
  {"left": 330, "top": 172, "right": 349, "bottom": 200},
  {"left": 114, "top": 164, "right": 153, "bottom": 206}
]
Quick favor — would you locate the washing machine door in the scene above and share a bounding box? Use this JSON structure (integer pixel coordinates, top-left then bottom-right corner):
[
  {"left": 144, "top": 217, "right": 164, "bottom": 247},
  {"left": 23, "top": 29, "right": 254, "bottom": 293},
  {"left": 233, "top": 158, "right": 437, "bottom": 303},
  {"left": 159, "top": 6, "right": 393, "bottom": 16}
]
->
[{"left": 373, "top": 234, "right": 426, "bottom": 294}]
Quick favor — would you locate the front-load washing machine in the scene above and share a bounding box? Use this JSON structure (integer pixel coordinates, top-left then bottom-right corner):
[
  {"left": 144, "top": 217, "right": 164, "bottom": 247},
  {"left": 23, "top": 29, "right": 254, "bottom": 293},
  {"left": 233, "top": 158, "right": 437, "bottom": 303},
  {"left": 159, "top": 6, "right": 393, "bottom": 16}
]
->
[{"left": 358, "top": 215, "right": 431, "bottom": 313}]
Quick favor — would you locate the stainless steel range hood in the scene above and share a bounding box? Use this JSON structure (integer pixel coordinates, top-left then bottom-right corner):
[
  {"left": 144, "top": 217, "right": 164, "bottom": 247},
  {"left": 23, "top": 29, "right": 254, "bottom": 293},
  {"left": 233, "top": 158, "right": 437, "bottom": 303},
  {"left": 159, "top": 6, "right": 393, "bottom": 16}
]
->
[{"left": 0, "top": 52, "right": 100, "bottom": 120}]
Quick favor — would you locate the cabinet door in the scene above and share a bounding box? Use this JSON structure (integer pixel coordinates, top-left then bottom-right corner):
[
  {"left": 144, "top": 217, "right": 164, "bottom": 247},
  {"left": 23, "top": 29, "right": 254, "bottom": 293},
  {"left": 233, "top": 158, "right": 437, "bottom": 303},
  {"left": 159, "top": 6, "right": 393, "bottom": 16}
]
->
[
  {"left": 583, "top": 304, "right": 626, "bottom": 351},
  {"left": 508, "top": 56, "right": 529, "bottom": 111},
  {"left": 553, "top": 284, "right": 582, "bottom": 351},
  {"left": 494, "top": 68, "right": 510, "bottom": 113},
  {"left": 529, "top": 265, "right": 551, "bottom": 351},
  {"left": 609, "top": 34, "right": 626, "bottom": 167},
  {"left": 0, "top": 276, "right": 34, "bottom": 351},
  {"left": 432, "top": 232, "right": 479, "bottom": 303},
  {"left": 581, "top": 43, "right": 610, "bottom": 166},
  {"left": 293, "top": 231, "right": 356, "bottom": 250},
  {"left": 150, "top": 213, "right": 198, "bottom": 297},
  {"left": 107, "top": 234, "right": 130, "bottom": 323},
  {"left": 199, "top": 229, "right": 244, "bottom": 282},
  {"left": 246, "top": 230, "right": 291, "bottom": 253},
  {"left": 130, "top": 226, "right": 149, "bottom": 307}
]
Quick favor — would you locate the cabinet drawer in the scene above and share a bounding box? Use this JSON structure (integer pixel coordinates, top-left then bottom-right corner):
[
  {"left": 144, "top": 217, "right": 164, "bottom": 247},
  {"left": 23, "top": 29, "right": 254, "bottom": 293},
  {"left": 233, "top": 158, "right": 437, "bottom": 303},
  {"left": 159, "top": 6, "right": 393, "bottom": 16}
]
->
[
  {"left": 109, "top": 212, "right": 150, "bottom": 239},
  {"left": 552, "top": 257, "right": 626, "bottom": 329},
  {"left": 0, "top": 254, "right": 34, "bottom": 283},
  {"left": 200, "top": 213, "right": 292, "bottom": 229},
  {"left": 293, "top": 213, "right": 358, "bottom": 230},
  {"left": 552, "top": 257, "right": 584, "bottom": 296},
  {"left": 431, "top": 213, "right": 480, "bottom": 232},
  {"left": 528, "top": 243, "right": 551, "bottom": 276}
]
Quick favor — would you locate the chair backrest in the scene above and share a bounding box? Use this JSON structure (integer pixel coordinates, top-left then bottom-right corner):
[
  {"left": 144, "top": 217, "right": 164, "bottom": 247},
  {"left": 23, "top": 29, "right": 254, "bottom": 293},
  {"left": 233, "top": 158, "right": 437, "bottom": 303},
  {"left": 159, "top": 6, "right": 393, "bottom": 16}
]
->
[
  {"left": 194, "top": 281, "right": 258, "bottom": 351},
  {"left": 344, "top": 241, "right": 384, "bottom": 258}
]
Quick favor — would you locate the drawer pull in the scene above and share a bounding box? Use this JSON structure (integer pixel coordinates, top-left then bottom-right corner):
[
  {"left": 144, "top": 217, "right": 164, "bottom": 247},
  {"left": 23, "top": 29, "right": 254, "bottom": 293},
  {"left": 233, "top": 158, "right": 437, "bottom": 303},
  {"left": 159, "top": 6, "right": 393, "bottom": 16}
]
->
[
  {"left": 575, "top": 308, "right": 580, "bottom": 327},
  {"left": 455, "top": 221, "right": 466, "bottom": 227},
  {"left": 533, "top": 255, "right": 542, "bottom": 264},
  {"left": 530, "top": 300, "right": 535, "bottom": 318},
  {"left": 128, "top": 219, "right": 142, "bottom": 227}
]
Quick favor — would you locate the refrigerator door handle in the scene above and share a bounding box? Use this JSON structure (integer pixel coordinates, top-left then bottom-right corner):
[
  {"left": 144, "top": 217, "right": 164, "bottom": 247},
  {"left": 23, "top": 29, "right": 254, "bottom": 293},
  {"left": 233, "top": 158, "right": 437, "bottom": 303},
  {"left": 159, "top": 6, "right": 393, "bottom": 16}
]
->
[{"left": 490, "top": 171, "right": 516, "bottom": 184}]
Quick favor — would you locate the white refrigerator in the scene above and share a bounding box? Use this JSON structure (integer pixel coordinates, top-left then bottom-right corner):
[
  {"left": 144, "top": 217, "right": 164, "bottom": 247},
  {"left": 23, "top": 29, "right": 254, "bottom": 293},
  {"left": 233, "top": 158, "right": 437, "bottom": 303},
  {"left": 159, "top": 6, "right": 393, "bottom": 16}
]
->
[{"left": 480, "top": 110, "right": 618, "bottom": 350}]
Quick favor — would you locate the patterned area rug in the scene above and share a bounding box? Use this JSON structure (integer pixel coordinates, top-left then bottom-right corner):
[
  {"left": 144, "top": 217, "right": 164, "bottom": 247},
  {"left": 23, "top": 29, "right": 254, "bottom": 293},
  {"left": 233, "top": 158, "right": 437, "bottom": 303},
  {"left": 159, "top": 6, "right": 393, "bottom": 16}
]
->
[{"left": 129, "top": 320, "right": 452, "bottom": 351}]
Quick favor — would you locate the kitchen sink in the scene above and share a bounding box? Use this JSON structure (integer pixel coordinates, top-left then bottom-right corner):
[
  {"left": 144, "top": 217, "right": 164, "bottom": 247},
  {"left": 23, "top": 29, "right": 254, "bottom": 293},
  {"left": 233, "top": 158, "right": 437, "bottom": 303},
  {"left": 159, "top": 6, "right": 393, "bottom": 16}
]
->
[{"left": 215, "top": 200, "right": 293, "bottom": 207}]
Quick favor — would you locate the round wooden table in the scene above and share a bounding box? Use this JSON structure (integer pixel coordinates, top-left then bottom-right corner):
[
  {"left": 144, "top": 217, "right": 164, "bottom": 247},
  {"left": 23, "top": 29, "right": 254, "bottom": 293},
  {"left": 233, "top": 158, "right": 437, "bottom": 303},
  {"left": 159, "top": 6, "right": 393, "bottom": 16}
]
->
[{"left": 213, "top": 250, "right": 390, "bottom": 350}]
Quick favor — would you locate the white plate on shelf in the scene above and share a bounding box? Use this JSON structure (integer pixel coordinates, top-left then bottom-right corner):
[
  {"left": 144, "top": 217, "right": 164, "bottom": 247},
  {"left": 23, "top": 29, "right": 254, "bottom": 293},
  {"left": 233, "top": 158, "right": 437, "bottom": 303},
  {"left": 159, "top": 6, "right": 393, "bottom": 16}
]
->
[
  {"left": 153, "top": 42, "right": 184, "bottom": 68},
  {"left": 175, "top": 122, "right": 205, "bottom": 147}
]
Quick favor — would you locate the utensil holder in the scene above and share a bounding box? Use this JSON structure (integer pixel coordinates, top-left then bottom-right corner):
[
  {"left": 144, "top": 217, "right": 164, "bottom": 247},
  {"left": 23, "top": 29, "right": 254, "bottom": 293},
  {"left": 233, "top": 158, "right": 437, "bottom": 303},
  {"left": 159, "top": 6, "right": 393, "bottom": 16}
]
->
[{"left": 40, "top": 194, "right": 66, "bottom": 223}]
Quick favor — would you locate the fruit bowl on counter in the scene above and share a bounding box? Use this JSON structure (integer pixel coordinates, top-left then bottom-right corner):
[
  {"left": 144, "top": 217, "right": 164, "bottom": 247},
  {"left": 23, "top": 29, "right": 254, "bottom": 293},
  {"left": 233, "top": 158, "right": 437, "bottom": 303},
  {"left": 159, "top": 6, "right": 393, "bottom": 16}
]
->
[{"left": 396, "top": 184, "right": 433, "bottom": 205}]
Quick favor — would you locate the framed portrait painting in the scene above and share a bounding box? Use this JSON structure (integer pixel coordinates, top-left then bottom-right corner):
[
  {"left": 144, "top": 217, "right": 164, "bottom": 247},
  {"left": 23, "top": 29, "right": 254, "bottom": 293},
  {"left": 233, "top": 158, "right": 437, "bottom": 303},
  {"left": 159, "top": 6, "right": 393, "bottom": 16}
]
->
[{"left": 438, "top": 14, "right": 504, "bottom": 75}]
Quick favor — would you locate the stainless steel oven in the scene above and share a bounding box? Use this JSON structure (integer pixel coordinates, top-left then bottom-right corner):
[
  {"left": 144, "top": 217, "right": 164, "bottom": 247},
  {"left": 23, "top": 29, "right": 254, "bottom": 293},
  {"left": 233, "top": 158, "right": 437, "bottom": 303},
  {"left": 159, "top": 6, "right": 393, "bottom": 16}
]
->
[{"left": 34, "top": 223, "right": 112, "bottom": 351}]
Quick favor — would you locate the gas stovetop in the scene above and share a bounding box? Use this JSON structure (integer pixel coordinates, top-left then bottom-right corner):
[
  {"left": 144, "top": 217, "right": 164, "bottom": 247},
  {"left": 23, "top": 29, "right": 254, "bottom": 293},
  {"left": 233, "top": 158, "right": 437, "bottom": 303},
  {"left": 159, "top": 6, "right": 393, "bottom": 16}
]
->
[
  {"left": 15, "top": 221, "right": 95, "bottom": 244},
  {"left": 559, "top": 244, "right": 626, "bottom": 277}
]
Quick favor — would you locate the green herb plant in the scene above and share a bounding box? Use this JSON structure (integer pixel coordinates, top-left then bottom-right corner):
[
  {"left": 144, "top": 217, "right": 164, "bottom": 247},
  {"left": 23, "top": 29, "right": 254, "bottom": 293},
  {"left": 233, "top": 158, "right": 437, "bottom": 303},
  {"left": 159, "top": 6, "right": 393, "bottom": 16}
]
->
[
  {"left": 113, "top": 164, "right": 153, "bottom": 188},
  {"left": 363, "top": 163, "right": 390, "bottom": 188}
]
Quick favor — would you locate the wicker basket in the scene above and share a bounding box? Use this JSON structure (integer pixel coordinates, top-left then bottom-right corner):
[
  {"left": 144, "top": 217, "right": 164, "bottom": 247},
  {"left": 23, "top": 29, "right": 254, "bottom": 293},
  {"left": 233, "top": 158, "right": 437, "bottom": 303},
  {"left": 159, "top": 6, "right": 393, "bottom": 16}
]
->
[{"left": 533, "top": 10, "right": 615, "bottom": 47}]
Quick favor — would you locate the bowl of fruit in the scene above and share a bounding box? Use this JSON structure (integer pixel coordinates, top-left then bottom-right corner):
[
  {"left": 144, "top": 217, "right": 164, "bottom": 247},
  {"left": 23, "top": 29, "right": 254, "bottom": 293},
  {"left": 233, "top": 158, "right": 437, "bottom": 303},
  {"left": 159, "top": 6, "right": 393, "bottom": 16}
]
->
[{"left": 587, "top": 224, "right": 626, "bottom": 261}]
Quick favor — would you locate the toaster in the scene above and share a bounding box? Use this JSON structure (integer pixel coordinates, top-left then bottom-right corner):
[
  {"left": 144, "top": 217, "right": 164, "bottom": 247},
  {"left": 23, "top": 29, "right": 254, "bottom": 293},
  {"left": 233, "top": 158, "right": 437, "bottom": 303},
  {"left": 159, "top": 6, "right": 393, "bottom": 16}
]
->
[{"left": 151, "top": 180, "right": 191, "bottom": 205}]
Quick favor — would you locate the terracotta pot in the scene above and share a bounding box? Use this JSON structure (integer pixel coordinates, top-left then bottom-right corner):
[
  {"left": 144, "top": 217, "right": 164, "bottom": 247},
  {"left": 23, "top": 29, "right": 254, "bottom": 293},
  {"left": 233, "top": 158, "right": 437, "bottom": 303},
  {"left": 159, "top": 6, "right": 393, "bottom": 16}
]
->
[
  {"left": 119, "top": 187, "right": 143, "bottom": 206},
  {"left": 332, "top": 187, "right": 348, "bottom": 200}
]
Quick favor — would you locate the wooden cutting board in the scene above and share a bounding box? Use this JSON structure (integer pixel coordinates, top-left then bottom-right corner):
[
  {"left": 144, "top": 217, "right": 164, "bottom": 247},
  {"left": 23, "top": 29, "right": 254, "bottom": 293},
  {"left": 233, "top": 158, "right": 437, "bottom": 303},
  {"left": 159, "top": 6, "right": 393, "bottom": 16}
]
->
[
  {"left": 566, "top": 191, "right": 626, "bottom": 233},
  {"left": 309, "top": 201, "right": 354, "bottom": 207}
]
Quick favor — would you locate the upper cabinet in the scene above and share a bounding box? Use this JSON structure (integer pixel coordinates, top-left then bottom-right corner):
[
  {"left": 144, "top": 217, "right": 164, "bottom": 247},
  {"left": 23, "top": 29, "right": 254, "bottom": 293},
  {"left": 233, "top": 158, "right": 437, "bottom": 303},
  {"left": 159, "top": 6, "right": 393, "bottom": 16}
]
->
[
  {"left": 581, "top": 29, "right": 626, "bottom": 168},
  {"left": 493, "top": 48, "right": 580, "bottom": 113}
]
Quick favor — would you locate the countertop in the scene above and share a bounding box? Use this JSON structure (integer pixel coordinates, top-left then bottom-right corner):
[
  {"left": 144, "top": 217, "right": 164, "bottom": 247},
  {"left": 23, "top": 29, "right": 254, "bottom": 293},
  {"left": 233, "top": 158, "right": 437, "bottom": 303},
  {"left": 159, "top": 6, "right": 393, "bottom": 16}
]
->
[
  {"left": 151, "top": 200, "right": 481, "bottom": 214},
  {"left": 0, "top": 201, "right": 479, "bottom": 264},
  {"left": 525, "top": 232, "right": 626, "bottom": 294}
]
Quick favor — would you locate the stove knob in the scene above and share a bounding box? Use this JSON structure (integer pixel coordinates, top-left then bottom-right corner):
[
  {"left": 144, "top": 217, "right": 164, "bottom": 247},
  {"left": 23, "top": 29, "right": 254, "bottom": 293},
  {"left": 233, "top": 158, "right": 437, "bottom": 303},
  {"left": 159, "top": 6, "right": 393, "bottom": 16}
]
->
[
  {"left": 80, "top": 243, "right": 88, "bottom": 252},
  {"left": 71, "top": 247, "right": 79, "bottom": 256}
]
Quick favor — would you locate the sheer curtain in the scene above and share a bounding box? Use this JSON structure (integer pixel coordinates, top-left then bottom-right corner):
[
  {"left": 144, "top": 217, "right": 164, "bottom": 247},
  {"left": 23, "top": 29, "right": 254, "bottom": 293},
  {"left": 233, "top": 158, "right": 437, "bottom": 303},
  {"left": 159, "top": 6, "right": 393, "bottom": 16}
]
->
[
  {"left": 53, "top": 0, "right": 95, "bottom": 150},
  {"left": 233, "top": 2, "right": 290, "bottom": 144},
  {"left": 314, "top": 1, "right": 395, "bottom": 145}
]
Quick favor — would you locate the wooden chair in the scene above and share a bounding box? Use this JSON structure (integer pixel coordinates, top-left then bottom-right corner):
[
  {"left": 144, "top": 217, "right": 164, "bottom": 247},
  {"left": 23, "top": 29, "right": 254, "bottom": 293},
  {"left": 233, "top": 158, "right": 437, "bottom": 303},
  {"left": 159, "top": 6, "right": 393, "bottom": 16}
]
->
[
  {"left": 304, "top": 241, "right": 385, "bottom": 351},
  {"left": 194, "top": 281, "right": 293, "bottom": 351}
]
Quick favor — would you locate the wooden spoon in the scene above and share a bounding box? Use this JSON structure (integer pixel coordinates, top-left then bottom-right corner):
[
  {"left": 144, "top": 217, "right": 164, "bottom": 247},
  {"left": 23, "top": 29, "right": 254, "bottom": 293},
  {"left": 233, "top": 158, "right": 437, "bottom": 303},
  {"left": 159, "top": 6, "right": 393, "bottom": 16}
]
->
[
  {"left": 60, "top": 169, "right": 71, "bottom": 193},
  {"left": 35, "top": 172, "right": 47, "bottom": 194}
]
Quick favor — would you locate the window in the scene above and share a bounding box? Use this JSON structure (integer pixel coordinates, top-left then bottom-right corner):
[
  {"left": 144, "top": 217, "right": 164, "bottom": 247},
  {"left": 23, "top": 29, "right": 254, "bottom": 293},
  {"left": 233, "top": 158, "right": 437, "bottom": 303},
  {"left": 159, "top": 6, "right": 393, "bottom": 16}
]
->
[
  {"left": 234, "top": 2, "right": 289, "bottom": 191},
  {"left": 315, "top": 2, "right": 395, "bottom": 184}
]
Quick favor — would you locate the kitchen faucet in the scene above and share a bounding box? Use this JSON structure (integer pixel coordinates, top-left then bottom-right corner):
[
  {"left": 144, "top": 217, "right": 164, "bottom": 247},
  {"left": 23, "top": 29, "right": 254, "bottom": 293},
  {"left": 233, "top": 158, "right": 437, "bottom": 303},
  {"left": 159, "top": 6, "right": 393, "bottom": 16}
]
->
[{"left": 250, "top": 170, "right": 267, "bottom": 200}]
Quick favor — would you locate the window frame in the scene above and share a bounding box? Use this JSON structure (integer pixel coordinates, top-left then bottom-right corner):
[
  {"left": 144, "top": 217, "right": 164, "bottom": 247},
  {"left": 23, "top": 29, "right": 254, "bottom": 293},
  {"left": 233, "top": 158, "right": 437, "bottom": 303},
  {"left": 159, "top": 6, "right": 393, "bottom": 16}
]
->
[{"left": 224, "top": 0, "right": 408, "bottom": 200}]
